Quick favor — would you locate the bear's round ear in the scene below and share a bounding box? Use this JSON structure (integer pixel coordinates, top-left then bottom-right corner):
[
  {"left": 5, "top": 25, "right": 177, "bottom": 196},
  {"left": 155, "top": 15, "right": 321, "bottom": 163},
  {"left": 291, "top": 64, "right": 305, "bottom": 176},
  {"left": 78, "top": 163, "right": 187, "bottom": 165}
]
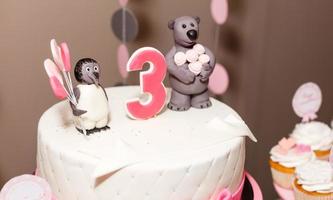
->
[
  {"left": 193, "top": 16, "right": 200, "bottom": 24},
  {"left": 168, "top": 20, "right": 175, "bottom": 30}
]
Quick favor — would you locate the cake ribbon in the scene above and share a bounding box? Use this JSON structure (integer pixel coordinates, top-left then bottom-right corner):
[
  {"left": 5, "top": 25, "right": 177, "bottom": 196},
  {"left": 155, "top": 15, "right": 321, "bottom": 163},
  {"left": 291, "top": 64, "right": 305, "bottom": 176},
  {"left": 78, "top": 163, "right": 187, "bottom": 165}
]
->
[{"left": 217, "top": 172, "right": 263, "bottom": 200}]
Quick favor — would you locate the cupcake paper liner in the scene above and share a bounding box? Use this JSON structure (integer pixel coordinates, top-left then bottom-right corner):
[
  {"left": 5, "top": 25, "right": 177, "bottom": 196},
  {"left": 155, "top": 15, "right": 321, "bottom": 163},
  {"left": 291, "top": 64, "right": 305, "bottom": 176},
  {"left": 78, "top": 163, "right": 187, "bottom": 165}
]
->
[
  {"left": 293, "top": 179, "right": 333, "bottom": 200},
  {"left": 314, "top": 149, "right": 330, "bottom": 161},
  {"left": 270, "top": 167, "right": 295, "bottom": 189}
]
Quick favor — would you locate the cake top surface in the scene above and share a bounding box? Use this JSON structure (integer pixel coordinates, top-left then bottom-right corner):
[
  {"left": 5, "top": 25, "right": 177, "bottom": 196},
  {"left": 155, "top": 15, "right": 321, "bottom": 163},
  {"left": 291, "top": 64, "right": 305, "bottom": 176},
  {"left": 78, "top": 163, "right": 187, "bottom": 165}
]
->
[{"left": 38, "top": 86, "right": 255, "bottom": 178}]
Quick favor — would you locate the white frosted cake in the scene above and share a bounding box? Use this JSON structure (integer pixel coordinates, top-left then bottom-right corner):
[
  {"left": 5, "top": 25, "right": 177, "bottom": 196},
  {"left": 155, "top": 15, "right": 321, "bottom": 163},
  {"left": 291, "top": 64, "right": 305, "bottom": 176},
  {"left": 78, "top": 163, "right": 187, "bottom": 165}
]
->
[{"left": 37, "top": 86, "right": 256, "bottom": 200}]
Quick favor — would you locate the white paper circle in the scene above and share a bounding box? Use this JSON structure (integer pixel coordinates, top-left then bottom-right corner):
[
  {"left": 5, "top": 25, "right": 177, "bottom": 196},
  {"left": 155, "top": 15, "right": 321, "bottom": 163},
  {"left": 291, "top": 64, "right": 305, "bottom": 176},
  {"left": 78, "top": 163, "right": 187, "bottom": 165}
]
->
[
  {"left": 174, "top": 52, "right": 186, "bottom": 66},
  {"left": 0, "top": 175, "right": 52, "bottom": 200},
  {"left": 185, "top": 49, "right": 199, "bottom": 63},
  {"left": 292, "top": 82, "right": 322, "bottom": 121}
]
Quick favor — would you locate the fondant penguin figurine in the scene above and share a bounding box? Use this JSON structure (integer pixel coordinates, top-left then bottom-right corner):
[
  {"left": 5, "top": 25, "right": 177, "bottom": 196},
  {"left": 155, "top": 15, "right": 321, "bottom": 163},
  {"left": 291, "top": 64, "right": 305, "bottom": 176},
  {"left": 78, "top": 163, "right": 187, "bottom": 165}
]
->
[{"left": 71, "top": 58, "right": 110, "bottom": 135}]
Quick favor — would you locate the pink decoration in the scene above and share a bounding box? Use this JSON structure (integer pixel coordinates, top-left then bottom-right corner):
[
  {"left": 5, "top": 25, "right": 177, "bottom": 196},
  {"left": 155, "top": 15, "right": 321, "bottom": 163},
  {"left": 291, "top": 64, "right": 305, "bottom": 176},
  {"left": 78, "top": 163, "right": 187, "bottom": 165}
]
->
[
  {"left": 50, "top": 39, "right": 64, "bottom": 71},
  {"left": 118, "top": 0, "right": 128, "bottom": 7},
  {"left": 126, "top": 47, "right": 167, "bottom": 120},
  {"left": 277, "top": 137, "right": 296, "bottom": 155},
  {"left": 211, "top": 0, "right": 229, "bottom": 25},
  {"left": 117, "top": 44, "right": 129, "bottom": 79},
  {"left": 232, "top": 173, "right": 245, "bottom": 200},
  {"left": 245, "top": 172, "right": 263, "bottom": 200},
  {"left": 279, "top": 137, "right": 296, "bottom": 149},
  {"left": 208, "top": 63, "right": 229, "bottom": 95},
  {"left": 60, "top": 42, "right": 71, "bottom": 72},
  {"left": 295, "top": 144, "right": 311, "bottom": 154},
  {"left": 217, "top": 173, "right": 245, "bottom": 200},
  {"left": 44, "top": 59, "right": 63, "bottom": 84},
  {"left": 0, "top": 175, "right": 52, "bottom": 200},
  {"left": 273, "top": 183, "right": 295, "bottom": 200},
  {"left": 49, "top": 76, "right": 67, "bottom": 100},
  {"left": 216, "top": 172, "right": 262, "bottom": 200},
  {"left": 292, "top": 82, "right": 322, "bottom": 122},
  {"left": 218, "top": 189, "right": 232, "bottom": 200}
]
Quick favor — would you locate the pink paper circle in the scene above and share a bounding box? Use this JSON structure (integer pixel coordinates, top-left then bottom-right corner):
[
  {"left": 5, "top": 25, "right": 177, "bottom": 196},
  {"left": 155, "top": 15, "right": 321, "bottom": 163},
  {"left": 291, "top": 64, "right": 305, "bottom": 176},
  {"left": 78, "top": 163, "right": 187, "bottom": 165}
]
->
[
  {"left": 117, "top": 44, "right": 129, "bottom": 79},
  {"left": 292, "top": 82, "right": 322, "bottom": 121},
  {"left": 0, "top": 175, "right": 52, "bottom": 200},
  {"left": 211, "top": 0, "right": 228, "bottom": 25},
  {"left": 208, "top": 63, "right": 229, "bottom": 95},
  {"left": 118, "top": 0, "right": 128, "bottom": 7}
]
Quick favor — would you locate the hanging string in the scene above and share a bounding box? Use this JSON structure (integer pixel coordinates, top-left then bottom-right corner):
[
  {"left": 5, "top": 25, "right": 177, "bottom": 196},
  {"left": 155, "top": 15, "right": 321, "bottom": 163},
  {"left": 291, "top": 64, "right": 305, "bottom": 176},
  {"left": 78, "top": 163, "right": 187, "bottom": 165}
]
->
[{"left": 122, "top": 7, "right": 127, "bottom": 85}]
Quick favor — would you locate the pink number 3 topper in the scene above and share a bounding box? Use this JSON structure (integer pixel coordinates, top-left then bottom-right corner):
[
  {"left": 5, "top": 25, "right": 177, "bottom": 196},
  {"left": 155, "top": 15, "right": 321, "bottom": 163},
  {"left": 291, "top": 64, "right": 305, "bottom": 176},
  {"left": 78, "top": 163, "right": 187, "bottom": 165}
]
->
[
  {"left": 126, "top": 47, "right": 167, "bottom": 120},
  {"left": 292, "top": 82, "right": 322, "bottom": 122}
]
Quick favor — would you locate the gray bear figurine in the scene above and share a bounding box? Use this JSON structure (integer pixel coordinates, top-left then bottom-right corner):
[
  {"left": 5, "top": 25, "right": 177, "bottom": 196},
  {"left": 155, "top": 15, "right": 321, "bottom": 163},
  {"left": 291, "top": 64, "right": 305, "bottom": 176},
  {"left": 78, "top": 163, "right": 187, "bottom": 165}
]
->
[
  {"left": 166, "top": 16, "right": 216, "bottom": 111},
  {"left": 166, "top": 16, "right": 215, "bottom": 111}
]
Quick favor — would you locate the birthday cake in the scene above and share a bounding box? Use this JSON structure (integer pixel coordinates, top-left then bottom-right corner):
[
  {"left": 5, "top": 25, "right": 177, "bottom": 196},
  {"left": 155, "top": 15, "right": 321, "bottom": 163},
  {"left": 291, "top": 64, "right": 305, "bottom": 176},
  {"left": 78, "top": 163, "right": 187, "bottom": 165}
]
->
[
  {"left": 37, "top": 86, "right": 256, "bottom": 200},
  {"left": 15, "top": 14, "right": 263, "bottom": 200}
]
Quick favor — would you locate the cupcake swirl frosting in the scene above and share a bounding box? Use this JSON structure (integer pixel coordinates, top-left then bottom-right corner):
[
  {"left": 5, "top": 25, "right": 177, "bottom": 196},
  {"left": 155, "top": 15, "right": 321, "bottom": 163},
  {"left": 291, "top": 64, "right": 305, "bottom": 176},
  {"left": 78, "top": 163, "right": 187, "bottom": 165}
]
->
[
  {"left": 296, "top": 160, "right": 333, "bottom": 193},
  {"left": 270, "top": 145, "right": 315, "bottom": 168},
  {"left": 291, "top": 121, "right": 333, "bottom": 151}
]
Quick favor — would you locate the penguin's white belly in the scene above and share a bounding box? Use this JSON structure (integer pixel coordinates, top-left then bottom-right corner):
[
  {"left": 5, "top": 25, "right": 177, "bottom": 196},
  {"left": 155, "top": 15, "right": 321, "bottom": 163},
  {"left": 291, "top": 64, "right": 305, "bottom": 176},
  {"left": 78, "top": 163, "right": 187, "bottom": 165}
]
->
[{"left": 76, "top": 84, "right": 109, "bottom": 121}]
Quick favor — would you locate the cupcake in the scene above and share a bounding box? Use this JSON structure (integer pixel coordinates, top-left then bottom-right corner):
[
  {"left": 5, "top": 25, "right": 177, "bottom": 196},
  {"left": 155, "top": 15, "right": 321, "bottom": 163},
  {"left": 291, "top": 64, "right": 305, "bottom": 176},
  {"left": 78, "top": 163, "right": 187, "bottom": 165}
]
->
[
  {"left": 290, "top": 121, "right": 333, "bottom": 160},
  {"left": 293, "top": 160, "right": 333, "bottom": 200},
  {"left": 269, "top": 137, "right": 315, "bottom": 189}
]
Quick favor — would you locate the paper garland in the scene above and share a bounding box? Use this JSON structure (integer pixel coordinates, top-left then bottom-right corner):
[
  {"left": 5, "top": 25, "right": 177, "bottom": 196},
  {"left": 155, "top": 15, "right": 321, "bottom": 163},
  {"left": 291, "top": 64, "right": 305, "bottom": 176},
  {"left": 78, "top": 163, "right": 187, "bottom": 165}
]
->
[
  {"left": 208, "top": 63, "right": 229, "bottom": 95},
  {"left": 118, "top": 0, "right": 128, "bottom": 7},
  {"left": 111, "top": 1, "right": 138, "bottom": 81},
  {"left": 209, "top": 0, "right": 230, "bottom": 95},
  {"left": 117, "top": 44, "right": 130, "bottom": 79},
  {"left": 211, "top": 0, "right": 228, "bottom": 25},
  {"left": 111, "top": 8, "right": 138, "bottom": 43}
]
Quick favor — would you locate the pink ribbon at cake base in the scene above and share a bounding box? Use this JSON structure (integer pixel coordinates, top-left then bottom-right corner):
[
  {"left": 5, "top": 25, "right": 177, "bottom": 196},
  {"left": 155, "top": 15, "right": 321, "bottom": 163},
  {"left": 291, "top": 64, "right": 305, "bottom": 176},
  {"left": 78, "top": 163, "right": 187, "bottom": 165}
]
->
[
  {"left": 245, "top": 172, "right": 263, "bottom": 200},
  {"left": 217, "top": 172, "right": 263, "bottom": 200},
  {"left": 218, "top": 189, "right": 232, "bottom": 200}
]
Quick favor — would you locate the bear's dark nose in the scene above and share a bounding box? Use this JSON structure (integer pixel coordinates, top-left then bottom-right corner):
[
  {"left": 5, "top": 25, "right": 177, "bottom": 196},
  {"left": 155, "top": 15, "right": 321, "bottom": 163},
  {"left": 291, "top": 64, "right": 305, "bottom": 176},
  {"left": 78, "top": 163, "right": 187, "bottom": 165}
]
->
[{"left": 187, "top": 30, "right": 198, "bottom": 41}]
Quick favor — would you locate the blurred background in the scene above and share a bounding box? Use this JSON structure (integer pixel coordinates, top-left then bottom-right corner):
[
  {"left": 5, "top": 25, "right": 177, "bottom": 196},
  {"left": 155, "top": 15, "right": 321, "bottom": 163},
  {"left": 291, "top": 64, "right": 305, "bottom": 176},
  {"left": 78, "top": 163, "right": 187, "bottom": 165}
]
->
[{"left": 0, "top": 0, "right": 332, "bottom": 198}]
